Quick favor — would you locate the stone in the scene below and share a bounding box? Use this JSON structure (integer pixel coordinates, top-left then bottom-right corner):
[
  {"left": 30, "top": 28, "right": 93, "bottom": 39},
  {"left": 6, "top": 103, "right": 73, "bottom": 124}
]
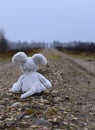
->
[{"left": 33, "top": 118, "right": 52, "bottom": 127}]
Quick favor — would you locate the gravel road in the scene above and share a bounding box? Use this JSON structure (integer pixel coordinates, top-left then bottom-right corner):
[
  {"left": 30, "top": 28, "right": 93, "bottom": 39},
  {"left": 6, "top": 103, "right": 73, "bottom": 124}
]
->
[{"left": 0, "top": 49, "right": 95, "bottom": 130}]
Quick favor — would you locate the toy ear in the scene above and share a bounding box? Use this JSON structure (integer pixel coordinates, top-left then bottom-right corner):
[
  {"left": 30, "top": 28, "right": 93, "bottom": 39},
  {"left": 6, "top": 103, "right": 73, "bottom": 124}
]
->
[
  {"left": 12, "top": 52, "right": 27, "bottom": 65},
  {"left": 32, "top": 53, "right": 47, "bottom": 66}
]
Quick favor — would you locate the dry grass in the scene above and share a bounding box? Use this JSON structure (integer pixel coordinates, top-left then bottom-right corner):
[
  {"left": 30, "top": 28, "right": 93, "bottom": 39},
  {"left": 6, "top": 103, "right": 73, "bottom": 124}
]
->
[
  {"left": 0, "top": 48, "right": 42, "bottom": 62},
  {"left": 60, "top": 49, "right": 95, "bottom": 60}
]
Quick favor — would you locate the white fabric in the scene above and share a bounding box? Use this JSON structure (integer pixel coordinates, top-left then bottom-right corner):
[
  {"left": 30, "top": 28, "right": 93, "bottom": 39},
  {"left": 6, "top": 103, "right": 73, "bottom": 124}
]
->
[{"left": 12, "top": 52, "right": 52, "bottom": 98}]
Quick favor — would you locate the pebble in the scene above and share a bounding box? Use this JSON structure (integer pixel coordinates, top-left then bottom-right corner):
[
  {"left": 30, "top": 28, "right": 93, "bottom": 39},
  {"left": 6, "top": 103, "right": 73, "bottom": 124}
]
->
[
  {"left": 84, "top": 128, "right": 88, "bottom": 130},
  {"left": 33, "top": 118, "right": 52, "bottom": 127},
  {"left": 11, "top": 102, "right": 22, "bottom": 107},
  {"left": 16, "top": 113, "right": 25, "bottom": 120},
  {"left": 23, "top": 115, "right": 30, "bottom": 119},
  {"left": 54, "top": 97, "right": 60, "bottom": 102},
  {"left": 5, "top": 120, "right": 16, "bottom": 127}
]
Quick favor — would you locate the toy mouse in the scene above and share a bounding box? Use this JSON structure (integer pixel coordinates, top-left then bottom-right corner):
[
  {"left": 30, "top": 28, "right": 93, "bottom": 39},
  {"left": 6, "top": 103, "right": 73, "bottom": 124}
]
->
[{"left": 11, "top": 52, "right": 52, "bottom": 98}]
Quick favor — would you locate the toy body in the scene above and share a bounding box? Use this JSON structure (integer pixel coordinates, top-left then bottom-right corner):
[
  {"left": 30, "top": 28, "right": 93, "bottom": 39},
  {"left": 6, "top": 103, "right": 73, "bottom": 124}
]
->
[{"left": 12, "top": 52, "right": 52, "bottom": 98}]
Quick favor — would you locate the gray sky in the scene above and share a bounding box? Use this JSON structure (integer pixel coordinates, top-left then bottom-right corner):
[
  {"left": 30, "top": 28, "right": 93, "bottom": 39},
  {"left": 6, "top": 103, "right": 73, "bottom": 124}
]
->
[{"left": 0, "top": 0, "right": 95, "bottom": 43}]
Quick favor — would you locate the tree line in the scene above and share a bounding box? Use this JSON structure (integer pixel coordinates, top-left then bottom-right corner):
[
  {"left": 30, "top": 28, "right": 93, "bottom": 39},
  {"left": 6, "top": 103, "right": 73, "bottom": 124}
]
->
[
  {"left": 1, "top": 30, "right": 95, "bottom": 54},
  {"left": 63, "top": 41, "right": 95, "bottom": 53},
  {"left": 0, "top": 30, "right": 64, "bottom": 52}
]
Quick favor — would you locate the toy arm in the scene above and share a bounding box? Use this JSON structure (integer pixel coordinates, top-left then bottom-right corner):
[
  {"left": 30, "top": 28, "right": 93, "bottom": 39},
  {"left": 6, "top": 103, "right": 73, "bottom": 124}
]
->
[
  {"left": 12, "top": 75, "right": 24, "bottom": 92},
  {"left": 37, "top": 73, "right": 52, "bottom": 89}
]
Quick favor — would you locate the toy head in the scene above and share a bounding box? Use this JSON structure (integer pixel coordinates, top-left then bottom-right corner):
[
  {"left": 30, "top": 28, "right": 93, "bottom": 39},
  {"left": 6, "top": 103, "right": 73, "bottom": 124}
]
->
[{"left": 12, "top": 52, "right": 47, "bottom": 72}]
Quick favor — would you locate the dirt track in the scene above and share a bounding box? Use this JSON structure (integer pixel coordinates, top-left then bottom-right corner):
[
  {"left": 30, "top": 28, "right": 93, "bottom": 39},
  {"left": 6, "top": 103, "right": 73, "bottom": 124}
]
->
[
  {"left": 51, "top": 49, "right": 95, "bottom": 77},
  {"left": 0, "top": 49, "right": 95, "bottom": 130}
]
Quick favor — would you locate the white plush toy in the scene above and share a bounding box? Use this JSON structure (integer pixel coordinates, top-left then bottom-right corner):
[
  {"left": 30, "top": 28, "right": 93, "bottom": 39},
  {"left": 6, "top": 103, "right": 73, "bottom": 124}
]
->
[{"left": 12, "top": 52, "right": 52, "bottom": 98}]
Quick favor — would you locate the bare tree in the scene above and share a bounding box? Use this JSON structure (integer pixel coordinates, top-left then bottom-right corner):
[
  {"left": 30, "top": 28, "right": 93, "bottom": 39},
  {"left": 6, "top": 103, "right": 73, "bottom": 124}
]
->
[{"left": 0, "top": 29, "right": 9, "bottom": 52}]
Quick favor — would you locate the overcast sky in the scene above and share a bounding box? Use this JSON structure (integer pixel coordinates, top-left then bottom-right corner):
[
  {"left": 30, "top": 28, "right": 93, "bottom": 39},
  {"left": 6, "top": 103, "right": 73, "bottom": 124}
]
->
[{"left": 0, "top": 0, "right": 95, "bottom": 43}]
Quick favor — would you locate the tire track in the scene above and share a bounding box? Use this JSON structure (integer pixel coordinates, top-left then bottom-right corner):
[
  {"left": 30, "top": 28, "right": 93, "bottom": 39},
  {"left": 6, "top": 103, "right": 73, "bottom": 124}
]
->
[{"left": 52, "top": 48, "right": 95, "bottom": 77}]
